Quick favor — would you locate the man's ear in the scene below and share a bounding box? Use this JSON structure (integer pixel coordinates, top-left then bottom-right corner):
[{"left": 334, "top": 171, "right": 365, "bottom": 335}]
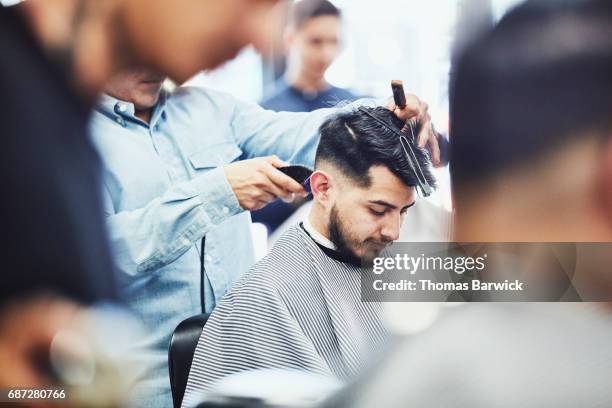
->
[{"left": 310, "top": 170, "right": 333, "bottom": 206}]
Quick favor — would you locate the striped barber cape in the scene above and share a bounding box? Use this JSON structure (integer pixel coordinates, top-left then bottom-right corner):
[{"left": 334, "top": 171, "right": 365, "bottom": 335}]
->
[{"left": 182, "top": 223, "right": 389, "bottom": 407}]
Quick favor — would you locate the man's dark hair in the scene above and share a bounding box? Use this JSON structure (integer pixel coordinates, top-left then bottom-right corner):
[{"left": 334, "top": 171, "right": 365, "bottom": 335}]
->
[
  {"left": 315, "top": 106, "right": 436, "bottom": 191},
  {"left": 450, "top": 0, "right": 612, "bottom": 187},
  {"left": 291, "top": 0, "right": 341, "bottom": 29}
]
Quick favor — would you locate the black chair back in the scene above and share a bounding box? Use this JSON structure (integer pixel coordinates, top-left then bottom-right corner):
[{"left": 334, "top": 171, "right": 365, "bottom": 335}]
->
[{"left": 169, "top": 313, "right": 210, "bottom": 408}]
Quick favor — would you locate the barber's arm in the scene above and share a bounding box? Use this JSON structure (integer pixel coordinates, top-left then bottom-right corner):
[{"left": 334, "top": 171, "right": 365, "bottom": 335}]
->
[
  {"left": 229, "top": 94, "right": 435, "bottom": 168},
  {"left": 104, "top": 158, "right": 306, "bottom": 276},
  {"left": 104, "top": 167, "right": 240, "bottom": 275}
]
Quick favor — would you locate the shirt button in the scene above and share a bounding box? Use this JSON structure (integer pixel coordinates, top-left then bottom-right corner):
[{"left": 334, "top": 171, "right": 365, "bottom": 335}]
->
[
  {"left": 117, "top": 103, "right": 127, "bottom": 112},
  {"left": 222, "top": 206, "right": 230, "bottom": 215},
  {"left": 205, "top": 255, "right": 213, "bottom": 263}
]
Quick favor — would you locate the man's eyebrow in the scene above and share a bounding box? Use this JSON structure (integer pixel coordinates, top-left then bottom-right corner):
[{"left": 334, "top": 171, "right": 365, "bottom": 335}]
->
[
  {"left": 368, "top": 200, "right": 397, "bottom": 209},
  {"left": 401, "top": 201, "right": 416, "bottom": 211},
  {"left": 368, "top": 201, "right": 416, "bottom": 211}
]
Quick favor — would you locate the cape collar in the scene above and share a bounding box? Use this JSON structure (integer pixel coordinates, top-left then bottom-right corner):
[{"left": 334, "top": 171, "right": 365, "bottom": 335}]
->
[
  {"left": 302, "top": 218, "right": 336, "bottom": 250},
  {"left": 299, "top": 222, "right": 362, "bottom": 268}
]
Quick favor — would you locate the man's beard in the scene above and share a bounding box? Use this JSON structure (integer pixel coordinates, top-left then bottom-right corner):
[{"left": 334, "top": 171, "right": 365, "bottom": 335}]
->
[{"left": 328, "top": 205, "right": 391, "bottom": 265}]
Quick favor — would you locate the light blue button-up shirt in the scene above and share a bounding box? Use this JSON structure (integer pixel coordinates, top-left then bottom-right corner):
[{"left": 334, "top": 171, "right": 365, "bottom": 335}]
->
[{"left": 90, "top": 86, "right": 365, "bottom": 408}]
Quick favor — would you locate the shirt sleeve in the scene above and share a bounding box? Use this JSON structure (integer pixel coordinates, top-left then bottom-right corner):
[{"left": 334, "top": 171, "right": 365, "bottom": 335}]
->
[{"left": 103, "top": 167, "right": 242, "bottom": 276}]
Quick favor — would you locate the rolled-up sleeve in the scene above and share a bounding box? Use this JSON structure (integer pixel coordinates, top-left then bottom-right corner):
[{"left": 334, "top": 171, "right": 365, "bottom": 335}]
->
[{"left": 105, "top": 167, "right": 242, "bottom": 276}]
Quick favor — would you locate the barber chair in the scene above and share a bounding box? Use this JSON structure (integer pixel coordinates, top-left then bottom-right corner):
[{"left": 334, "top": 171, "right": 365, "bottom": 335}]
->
[{"left": 169, "top": 313, "right": 210, "bottom": 408}]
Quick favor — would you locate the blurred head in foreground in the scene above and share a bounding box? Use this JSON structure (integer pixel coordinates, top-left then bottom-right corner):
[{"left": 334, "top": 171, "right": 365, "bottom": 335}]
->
[
  {"left": 19, "top": 0, "right": 288, "bottom": 92},
  {"left": 117, "top": 0, "right": 289, "bottom": 82},
  {"left": 451, "top": 0, "right": 612, "bottom": 242},
  {"left": 309, "top": 106, "right": 436, "bottom": 262}
]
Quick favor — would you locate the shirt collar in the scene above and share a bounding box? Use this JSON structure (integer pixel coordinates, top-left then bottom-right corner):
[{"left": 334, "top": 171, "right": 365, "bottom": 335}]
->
[
  {"left": 97, "top": 93, "right": 134, "bottom": 116},
  {"left": 96, "top": 89, "right": 168, "bottom": 127}
]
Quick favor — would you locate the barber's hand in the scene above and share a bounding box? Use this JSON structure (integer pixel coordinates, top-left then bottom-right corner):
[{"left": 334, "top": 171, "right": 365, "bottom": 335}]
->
[
  {"left": 0, "top": 296, "right": 79, "bottom": 398},
  {"left": 224, "top": 156, "right": 308, "bottom": 211},
  {"left": 416, "top": 113, "right": 442, "bottom": 167},
  {"left": 387, "top": 92, "right": 429, "bottom": 123},
  {"left": 387, "top": 94, "right": 442, "bottom": 167}
]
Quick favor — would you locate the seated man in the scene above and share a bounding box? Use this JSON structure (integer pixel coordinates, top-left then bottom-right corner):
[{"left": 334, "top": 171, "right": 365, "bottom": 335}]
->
[{"left": 182, "top": 106, "right": 436, "bottom": 404}]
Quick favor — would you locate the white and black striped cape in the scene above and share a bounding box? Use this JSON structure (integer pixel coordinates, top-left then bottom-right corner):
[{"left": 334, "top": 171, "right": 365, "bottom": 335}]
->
[{"left": 182, "top": 224, "right": 388, "bottom": 407}]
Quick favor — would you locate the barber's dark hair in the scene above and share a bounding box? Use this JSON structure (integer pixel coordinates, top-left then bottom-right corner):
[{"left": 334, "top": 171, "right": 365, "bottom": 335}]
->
[
  {"left": 450, "top": 0, "right": 612, "bottom": 187},
  {"left": 291, "top": 0, "right": 341, "bottom": 29},
  {"left": 315, "top": 106, "right": 436, "bottom": 190}
]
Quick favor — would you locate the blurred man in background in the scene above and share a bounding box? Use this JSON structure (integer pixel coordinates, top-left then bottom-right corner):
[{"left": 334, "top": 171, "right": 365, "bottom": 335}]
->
[
  {"left": 255, "top": 0, "right": 360, "bottom": 233},
  {"left": 321, "top": 1, "right": 612, "bottom": 407},
  {"left": 261, "top": 0, "right": 358, "bottom": 112}
]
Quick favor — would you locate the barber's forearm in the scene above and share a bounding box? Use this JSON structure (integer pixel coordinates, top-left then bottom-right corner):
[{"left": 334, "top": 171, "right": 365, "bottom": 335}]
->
[
  {"left": 233, "top": 97, "right": 379, "bottom": 167},
  {"left": 233, "top": 93, "right": 432, "bottom": 170},
  {"left": 234, "top": 106, "right": 330, "bottom": 167},
  {"left": 105, "top": 168, "right": 242, "bottom": 276}
]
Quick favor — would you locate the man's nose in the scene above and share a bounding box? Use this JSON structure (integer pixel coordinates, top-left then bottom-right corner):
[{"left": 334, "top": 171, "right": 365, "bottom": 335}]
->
[
  {"left": 380, "top": 214, "right": 401, "bottom": 242},
  {"left": 322, "top": 43, "right": 337, "bottom": 61}
]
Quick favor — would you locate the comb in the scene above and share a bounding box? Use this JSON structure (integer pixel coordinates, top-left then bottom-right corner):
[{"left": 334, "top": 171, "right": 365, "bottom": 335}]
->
[{"left": 358, "top": 105, "right": 433, "bottom": 197}]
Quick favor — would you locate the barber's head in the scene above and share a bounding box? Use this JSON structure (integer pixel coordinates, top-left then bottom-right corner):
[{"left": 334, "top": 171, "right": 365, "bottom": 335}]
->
[
  {"left": 285, "top": 0, "right": 342, "bottom": 81},
  {"left": 117, "top": 0, "right": 288, "bottom": 82},
  {"left": 311, "top": 107, "right": 436, "bottom": 262},
  {"left": 451, "top": 0, "right": 612, "bottom": 242},
  {"left": 104, "top": 68, "right": 165, "bottom": 110}
]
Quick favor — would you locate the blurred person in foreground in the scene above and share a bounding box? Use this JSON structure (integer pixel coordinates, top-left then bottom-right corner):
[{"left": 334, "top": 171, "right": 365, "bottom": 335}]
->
[
  {"left": 319, "top": 1, "right": 612, "bottom": 407},
  {"left": 0, "top": 0, "right": 317, "bottom": 401},
  {"left": 181, "top": 106, "right": 436, "bottom": 407}
]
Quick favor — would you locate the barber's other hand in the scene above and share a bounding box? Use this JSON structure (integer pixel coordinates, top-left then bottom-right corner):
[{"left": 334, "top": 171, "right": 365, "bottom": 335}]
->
[
  {"left": 387, "top": 92, "right": 428, "bottom": 123},
  {"left": 224, "top": 156, "right": 308, "bottom": 211},
  {"left": 387, "top": 95, "right": 442, "bottom": 167},
  {"left": 416, "top": 113, "right": 442, "bottom": 167}
]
